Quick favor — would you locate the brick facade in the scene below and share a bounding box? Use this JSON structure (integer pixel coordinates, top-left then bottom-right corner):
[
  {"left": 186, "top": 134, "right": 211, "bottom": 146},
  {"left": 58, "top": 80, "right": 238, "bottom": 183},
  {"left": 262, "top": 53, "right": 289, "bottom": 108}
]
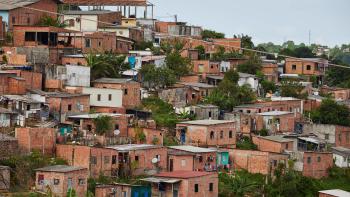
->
[
  {"left": 302, "top": 152, "right": 333, "bottom": 179},
  {"left": 15, "top": 127, "right": 56, "bottom": 156}
]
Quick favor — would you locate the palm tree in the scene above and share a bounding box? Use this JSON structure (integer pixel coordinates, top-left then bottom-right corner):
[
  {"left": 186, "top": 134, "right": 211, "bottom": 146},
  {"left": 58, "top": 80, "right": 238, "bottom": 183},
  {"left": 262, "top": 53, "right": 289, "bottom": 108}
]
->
[
  {"left": 85, "top": 53, "right": 129, "bottom": 80},
  {"left": 219, "top": 173, "right": 260, "bottom": 197}
]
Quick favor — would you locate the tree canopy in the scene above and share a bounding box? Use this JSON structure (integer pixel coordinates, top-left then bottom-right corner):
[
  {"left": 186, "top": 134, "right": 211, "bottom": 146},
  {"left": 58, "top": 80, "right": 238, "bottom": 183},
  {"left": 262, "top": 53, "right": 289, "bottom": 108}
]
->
[
  {"left": 236, "top": 55, "right": 262, "bottom": 75},
  {"left": 85, "top": 53, "right": 129, "bottom": 80},
  {"left": 201, "top": 29, "right": 225, "bottom": 40},
  {"left": 309, "top": 99, "right": 350, "bottom": 126},
  {"left": 139, "top": 64, "right": 176, "bottom": 90},
  {"left": 206, "top": 70, "right": 256, "bottom": 110}
]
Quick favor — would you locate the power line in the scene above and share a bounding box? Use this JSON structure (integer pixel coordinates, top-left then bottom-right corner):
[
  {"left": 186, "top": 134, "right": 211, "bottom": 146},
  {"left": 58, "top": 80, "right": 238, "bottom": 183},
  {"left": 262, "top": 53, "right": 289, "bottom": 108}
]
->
[{"left": 1, "top": 1, "right": 349, "bottom": 69}]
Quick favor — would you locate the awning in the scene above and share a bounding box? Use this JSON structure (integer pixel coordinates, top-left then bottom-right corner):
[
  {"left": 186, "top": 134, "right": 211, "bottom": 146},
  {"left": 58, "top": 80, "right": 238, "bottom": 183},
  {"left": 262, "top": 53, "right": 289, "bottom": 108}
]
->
[{"left": 140, "top": 177, "right": 181, "bottom": 184}]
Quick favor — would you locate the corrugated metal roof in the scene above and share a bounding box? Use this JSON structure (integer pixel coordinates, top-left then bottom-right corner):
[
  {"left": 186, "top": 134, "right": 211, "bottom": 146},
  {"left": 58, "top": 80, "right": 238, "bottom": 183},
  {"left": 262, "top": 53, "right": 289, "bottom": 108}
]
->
[
  {"left": 257, "top": 111, "right": 293, "bottom": 116},
  {"left": 107, "top": 144, "right": 161, "bottom": 152},
  {"left": 318, "top": 189, "right": 350, "bottom": 197},
  {"left": 0, "top": 0, "right": 40, "bottom": 10},
  {"left": 179, "top": 119, "right": 234, "bottom": 126},
  {"left": 35, "top": 165, "right": 87, "bottom": 172},
  {"left": 168, "top": 145, "right": 216, "bottom": 153},
  {"left": 93, "top": 78, "right": 138, "bottom": 84}
]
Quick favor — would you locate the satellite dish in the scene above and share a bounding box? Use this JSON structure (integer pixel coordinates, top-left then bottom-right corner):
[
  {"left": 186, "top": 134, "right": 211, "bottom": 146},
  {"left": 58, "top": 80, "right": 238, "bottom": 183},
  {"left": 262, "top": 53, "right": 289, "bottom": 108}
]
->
[
  {"left": 151, "top": 158, "right": 158, "bottom": 164},
  {"left": 114, "top": 130, "right": 120, "bottom": 136}
]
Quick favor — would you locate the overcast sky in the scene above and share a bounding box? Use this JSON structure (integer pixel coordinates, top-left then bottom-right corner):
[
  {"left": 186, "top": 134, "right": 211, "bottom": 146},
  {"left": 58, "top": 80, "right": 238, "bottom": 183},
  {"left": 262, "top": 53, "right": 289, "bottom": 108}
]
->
[{"left": 150, "top": 0, "right": 349, "bottom": 47}]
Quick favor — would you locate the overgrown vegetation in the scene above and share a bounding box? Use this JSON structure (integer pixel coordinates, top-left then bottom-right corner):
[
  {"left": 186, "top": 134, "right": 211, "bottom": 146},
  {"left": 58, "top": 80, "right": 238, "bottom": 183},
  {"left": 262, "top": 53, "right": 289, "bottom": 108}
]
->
[
  {"left": 201, "top": 29, "right": 225, "bottom": 40},
  {"left": 0, "top": 151, "right": 67, "bottom": 191},
  {"left": 85, "top": 53, "right": 129, "bottom": 80},
  {"left": 236, "top": 136, "right": 257, "bottom": 150},
  {"left": 308, "top": 98, "right": 350, "bottom": 126},
  {"left": 139, "top": 64, "right": 176, "bottom": 90},
  {"left": 37, "top": 15, "right": 67, "bottom": 28},
  {"left": 93, "top": 115, "right": 113, "bottom": 136},
  {"left": 205, "top": 70, "right": 256, "bottom": 110}
]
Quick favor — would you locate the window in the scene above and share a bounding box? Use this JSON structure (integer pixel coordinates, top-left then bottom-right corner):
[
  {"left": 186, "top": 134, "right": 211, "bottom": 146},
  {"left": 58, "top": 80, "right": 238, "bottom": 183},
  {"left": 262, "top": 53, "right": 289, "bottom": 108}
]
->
[
  {"left": 97, "top": 94, "right": 101, "bottom": 101},
  {"left": 78, "top": 178, "right": 85, "bottom": 185},
  {"left": 90, "top": 156, "right": 97, "bottom": 165},
  {"left": 115, "top": 124, "right": 119, "bottom": 130},
  {"left": 104, "top": 156, "right": 110, "bottom": 164},
  {"left": 209, "top": 111, "right": 212, "bottom": 118},
  {"left": 210, "top": 131, "right": 215, "bottom": 139},
  {"left": 209, "top": 183, "right": 213, "bottom": 191},
  {"left": 124, "top": 89, "right": 128, "bottom": 95},
  {"left": 38, "top": 174, "right": 44, "bottom": 185},
  {"left": 307, "top": 157, "right": 311, "bottom": 164},
  {"left": 112, "top": 155, "right": 117, "bottom": 164},
  {"left": 85, "top": 38, "right": 91, "bottom": 48},
  {"left": 69, "top": 19, "right": 75, "bottom": 26},
  {"left": 26, "top": 105, "right": 30, "bottom": 110},
  {"left": 229, "top": 130, "right": 233, "bottom": 138},
  {"left": 54, "top": 178, "right": 60, "bottom": 185},
  {"left": 273, "top": 160, "right": 277, "bottom": 166},
  {"left": 68, "top": 104, "right": 72, "bottom": 111},
  {"left": 199, "top": 156, "right": 203, "bottom": 163},
  {"left": 306, "top": 65, "right": 311, "bottom": 70},
  {"left": 210, "top": 65, "right": 214, "bottom": 69},
  {"left": 27, "top": 17, "right": 30, "bottom": 24},
  {"left": 194, "top": 184, "right": 199, "bottom": 192},
  {"left": 98, "top": 41, "right": 101, "bottom": 47},
  {"left": 108, "top": 94, "right": 112, "bottom": 101},
  {"left": 25, "top": 32, "right": 36, "bottom": 41},
  {"left": 292, "top": 65, "right": 297, "bottom": 70},
  {"left": 156, "top": 154, "right": 161, "bottom": 161},
  {"left": 247, "top": 110, "right": 251, "bottom": 114},
  {"left": 285, "top": 143, "right": 289, "bottom": 149},
  {"left": 317, "top": 156, "right": 321, "bottom": 162},
  {"left": 12, "top": 16, "right": 16, "bottom": 23},
  {"left": 325, "top": 134, "right": 329, "bottom": 140},
  {"left": 181, "top": 159, "right": 186, "bottom": 167},
  {"left": 135, "top": 156, "right": 139, "bottom": 161},
  {"left": 220, "top": 130, "right": 224, "bottom": 139}
]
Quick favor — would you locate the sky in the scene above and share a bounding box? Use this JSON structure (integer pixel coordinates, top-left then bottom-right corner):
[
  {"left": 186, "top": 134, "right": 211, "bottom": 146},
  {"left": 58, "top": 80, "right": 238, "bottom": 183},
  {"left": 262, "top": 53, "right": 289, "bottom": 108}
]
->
[{"left": 150, "top": 0, "right": 350, "bottom": 47}]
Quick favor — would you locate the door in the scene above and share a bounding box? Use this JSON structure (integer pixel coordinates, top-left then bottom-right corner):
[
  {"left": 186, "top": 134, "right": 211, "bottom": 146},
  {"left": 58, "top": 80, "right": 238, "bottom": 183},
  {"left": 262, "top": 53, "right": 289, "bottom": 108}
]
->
[{"left": 169, "top": 159, "right": 174, "bottom": 172}]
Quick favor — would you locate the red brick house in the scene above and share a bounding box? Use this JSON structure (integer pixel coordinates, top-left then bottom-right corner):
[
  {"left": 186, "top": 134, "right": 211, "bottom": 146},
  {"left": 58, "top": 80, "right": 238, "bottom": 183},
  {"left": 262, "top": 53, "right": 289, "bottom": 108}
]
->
[
  {"left": 67, "top": 113, "right": 128, "bottom": 137},
  {"left": 45, "top": 92, "right": 90, "bottom": 123},
  {"left": 167, "top": 145, "right": 217, "bottom": 172},
  {"left": 0, "top": 0, "right": 59, "bottom": 31},
  {"left": 230, "top": 149, "right": 289, "bottom": 175},
  {"left": 320, "top": 86, "right": 350, "bottom": 101},
  {"left": 92, "top": 78, "right": 141, "bottom": 109},
  {"left": 128, "top": 127, "right": 165, "bottom": 145},
  {"left": 302, "top": 152, "right": 333, "bottom": 179},
  {"left": 142, "top": 171, "right": 218, "bottom": 197},
  {"left": 176, "top": 119, "right": 236, "bottom": 148},
  {"left": 252, "top": 135, "right": 294, "bottom": 153},
  {"left": 56, "top": 144, "right": 167, "bottom": 178},
  {"left": 35, "top": 165, "right": 88, "bottom": 197},
  {"left": 15, "top": 127, "right": 56, "bottom": 156}
]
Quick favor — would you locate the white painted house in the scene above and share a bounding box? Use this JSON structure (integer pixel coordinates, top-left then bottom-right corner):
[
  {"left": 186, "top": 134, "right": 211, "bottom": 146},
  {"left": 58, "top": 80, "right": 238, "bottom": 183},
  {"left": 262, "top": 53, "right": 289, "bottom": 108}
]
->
[
  {"left": 82, "top": 87, "right": 123, "bottom": 108},
  {"left": 66, "top": 65, "right": 91, "bottom": 87},
  {"left": 332, "top": 147, "right": 350, "bottom": 168},
  {"left": 238, "top": 72, "right": 259, "bottom": 91}
]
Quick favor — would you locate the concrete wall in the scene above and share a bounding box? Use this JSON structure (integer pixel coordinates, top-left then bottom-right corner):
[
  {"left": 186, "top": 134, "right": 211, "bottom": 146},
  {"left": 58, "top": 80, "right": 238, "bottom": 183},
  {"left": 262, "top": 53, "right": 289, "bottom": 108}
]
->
[
  {"left": 82, "top": 87, "right": 123, "bottom": 108},
  {"left": 303, "top": 123, "right": 336, "bottom": 144},
  {"left": 66, "top": 65, "right": 90, "bottom": 87}
]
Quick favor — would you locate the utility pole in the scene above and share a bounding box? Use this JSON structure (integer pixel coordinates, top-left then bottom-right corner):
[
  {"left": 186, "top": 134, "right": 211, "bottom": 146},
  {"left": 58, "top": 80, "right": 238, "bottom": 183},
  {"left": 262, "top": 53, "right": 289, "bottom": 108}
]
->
[{"left": 175, "top": 14, "right": 177, "bottom": 23}]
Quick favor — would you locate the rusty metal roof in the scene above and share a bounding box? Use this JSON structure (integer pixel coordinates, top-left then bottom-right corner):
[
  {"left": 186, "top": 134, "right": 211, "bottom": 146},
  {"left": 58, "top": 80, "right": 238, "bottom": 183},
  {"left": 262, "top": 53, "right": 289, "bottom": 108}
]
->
[{"left": 61, "top": 0, "right": 147, "bottom": 6}]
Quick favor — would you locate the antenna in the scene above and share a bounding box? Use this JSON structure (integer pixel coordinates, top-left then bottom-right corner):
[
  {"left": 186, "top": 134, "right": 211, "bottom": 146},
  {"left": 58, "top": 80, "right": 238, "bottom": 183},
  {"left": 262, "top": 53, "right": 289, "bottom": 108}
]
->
[{"left": 309, "top": 30, "right": 311, "bottom": 46}]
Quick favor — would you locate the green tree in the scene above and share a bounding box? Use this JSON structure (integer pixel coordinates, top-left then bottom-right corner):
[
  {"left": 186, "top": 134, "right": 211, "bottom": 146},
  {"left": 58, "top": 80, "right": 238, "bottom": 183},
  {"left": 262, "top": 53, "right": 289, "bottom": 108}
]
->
[
  {"left": 85, "top": 53, "right": 129, "bottom": 80},
  {"left": 280, "top": 80, "right": 308, "bottom": 99},
  {"left": 206, "top": 70, "right": 256, "bottom": 110},
  {"left": 142, "top": 97, "right": 178, "bottom": 128},
  {"left": 66, "top": 189, "right": 77, "bottom": 197},
  {"left": 37, "top": 15, "right": 67, "bottom": 28},
  {"left": 236, "top": 136, "right": 257, "bottom": 150},
  {"left": 93, "top": 115, "right": 113, "bottom": 136},
  {"left": 134, "top": 41, "right": 153, "bottom": 50},
  {"left": 234, "top": 34, "right": 254, "bottom": 49},
  {"left": 194, "top": 45, "right": 206, "bottom": 60},
  {"left": 201, "top": 29, "right": 225, "bottom": 40},
  {"left": 219, "top": 171, "right": 262, "bottom": 197},
  {"left": 309, "top": 99, "right": 350, "bottom": 126},
  {"left": 140, "top": 64, "right": 176, "bottom": 90},
  {"left": 261, "top": 79, "right": 277, "bottom": 95},
  {"left": 237, "top": 55, "right": 262, "bottom": 75},
  {"left": 160, "top": 39, "right": 192, "bottom": 78}
]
